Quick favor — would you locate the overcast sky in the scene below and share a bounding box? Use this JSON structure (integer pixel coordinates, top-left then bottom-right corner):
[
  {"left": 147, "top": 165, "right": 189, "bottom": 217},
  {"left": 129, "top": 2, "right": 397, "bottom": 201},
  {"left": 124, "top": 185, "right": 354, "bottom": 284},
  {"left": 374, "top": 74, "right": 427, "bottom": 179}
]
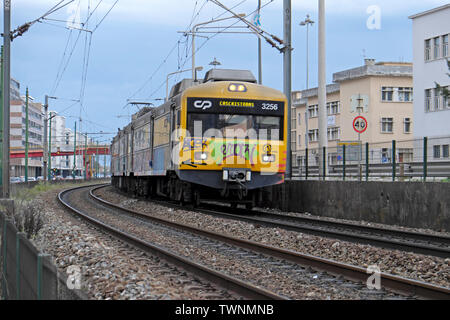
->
[{"left": 5, "top": 0, "right": 449, "bottom": 143}]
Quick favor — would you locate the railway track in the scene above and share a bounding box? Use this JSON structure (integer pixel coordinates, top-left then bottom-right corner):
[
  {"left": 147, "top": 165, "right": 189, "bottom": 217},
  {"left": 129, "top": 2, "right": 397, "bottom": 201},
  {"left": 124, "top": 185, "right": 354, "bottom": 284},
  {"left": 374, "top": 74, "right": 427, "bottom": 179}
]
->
[
  {"left": 58, "top": 185, "right": 285, "bottom": 300},
  {"left": 198, "top": 203, "right": 450, "bottom": 259},
  {"left": 109, "top": 186, "right": 450, "bottom": 258},
  {"left": 88, "top": 184, "right": 450, "bottom": 300}
]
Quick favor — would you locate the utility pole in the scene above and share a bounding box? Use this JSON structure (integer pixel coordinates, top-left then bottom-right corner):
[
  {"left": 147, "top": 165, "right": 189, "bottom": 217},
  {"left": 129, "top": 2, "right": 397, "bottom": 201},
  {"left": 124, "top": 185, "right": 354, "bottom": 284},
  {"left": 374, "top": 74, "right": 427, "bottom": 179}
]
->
[
  {"left": 318, "top": 0, "right": 328, "bottom": 179},
  {"left": 43, "top": 96, "right": 48, "bottom": 181},
  {"left": 283, "top": 0, "right": 292, "bottom": 179},
  {"left": 103, "top": 150, "right": 106, "bottom": 178},
  {"left": 0, "top": 46, "right": 4, "bottom": 186},
  {"left": 300, "top": 15, "right": 314, "bottom": 90},
  {"left": 2, "top": 0, "right": 11, "bottom": 198},
  {"left": 84, "top": 134, "right": 87, "bottom": 180},
  {"left": 25, "top": 88, "right": 29, "bottom": 182},
  {"left": 73, "top": 122, "right": 76, "bottom": 179},
  {"left": 257, "top": 0, "right": 262, "bottom": 84},
  {"left": 48, "top": 111, "right": 52, "bottom": 181}
]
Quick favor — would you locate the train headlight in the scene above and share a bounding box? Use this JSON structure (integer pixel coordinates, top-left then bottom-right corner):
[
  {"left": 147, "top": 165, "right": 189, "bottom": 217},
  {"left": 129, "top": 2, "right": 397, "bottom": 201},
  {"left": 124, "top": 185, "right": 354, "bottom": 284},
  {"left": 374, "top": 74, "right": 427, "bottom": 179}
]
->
[
  {"left": 223, "top": 170, "right": 229, "bottom": 180},
  {"left": 194, "top": 152, "right": 208, "bottom": 161},
  {"left": 246, "top": 171, "right": 252, "bottom": 181},
  {"left": 228, "top": 83, "right": 247, "bottom": 92}
]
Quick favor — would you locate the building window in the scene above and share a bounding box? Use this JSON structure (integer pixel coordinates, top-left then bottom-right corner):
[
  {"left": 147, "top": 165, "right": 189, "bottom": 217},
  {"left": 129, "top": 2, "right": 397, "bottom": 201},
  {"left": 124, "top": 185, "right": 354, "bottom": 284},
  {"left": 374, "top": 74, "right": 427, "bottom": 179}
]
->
[
  {"left": 381, "top": 87, "right": 394, "bottom": 101},
  {"left": 298, "top": 113, "right": 301, "bottom": 125},
  {"left": 425, "top": 39, "right": 431, "bottom": 61},
  {"left": 327, "top": 101, "right": 340, "bottom": 115},
  {"left": 443, "top": 35, "right": 449, "bottom": 57},
  {"left": 433, "top": 145, "right": 441, "bottom": 159},
  {"left": 434, "top": 88, "right": 442, "bottom": 110},
  {"left": 404, "top": 118, "right": 411, "bottom": 133},
  {"left": 327, "top": 127, "right": 340, "bottom": 141},
  {"left": 381, "top": 118, "right": 393, "bottom": 133},
  {"left": 434, "top": 37, "right": 440, "bottom": 59},
  {"left": 308, "top": 105, "right": 318, "bottom": 118},
  {"left": 291, "top": 133, "right": 297, "bottom": 152},
  {"left": 444, "top": 87, "right": 449, "bottom": 109},
  {"left": 298, "top": 135, "right": 301, "bottom": 147},
  {"left": 425, "top": 89, "right": 432, "bottom": 112},
  {"left": 308, "top": 129, "right": 319, "bottom": 142},
  {"left": 443, "top": 145, "right": 449, "bottom": 158},
  {"left": 398, "top": 87, "right": 413, "bottom": 102}
]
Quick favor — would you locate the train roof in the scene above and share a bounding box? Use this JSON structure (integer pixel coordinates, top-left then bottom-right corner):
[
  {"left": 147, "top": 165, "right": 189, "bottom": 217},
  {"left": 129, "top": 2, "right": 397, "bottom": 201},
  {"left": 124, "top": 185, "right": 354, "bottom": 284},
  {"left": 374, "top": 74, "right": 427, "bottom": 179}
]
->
[{"left": 203, "top": 69, "right": 257, "bottom": 83}]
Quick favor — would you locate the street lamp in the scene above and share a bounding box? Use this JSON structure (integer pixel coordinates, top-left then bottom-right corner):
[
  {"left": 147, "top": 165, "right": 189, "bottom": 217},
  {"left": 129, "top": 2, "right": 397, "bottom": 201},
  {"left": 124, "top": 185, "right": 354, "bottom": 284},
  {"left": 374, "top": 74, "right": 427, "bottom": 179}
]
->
[
  {"left": 209, "top": 58, "right": 221, "bottom": 68},
  {"left": 300, "top": 14, "right": 314, "bottom": 90}
]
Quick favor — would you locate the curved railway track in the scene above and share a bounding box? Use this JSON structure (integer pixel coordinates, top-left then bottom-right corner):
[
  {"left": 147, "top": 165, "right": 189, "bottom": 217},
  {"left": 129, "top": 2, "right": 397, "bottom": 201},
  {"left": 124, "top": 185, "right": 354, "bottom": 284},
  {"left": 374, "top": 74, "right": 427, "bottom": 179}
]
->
[
  {"left": 109, "top": 186, "right": 450, "bottom": 258},
  {"left": 197, "top": 203, "right": 450, "bottom": 259},
  {"left": 58, "top": 184, "right": 286, "bottom": 300},
  {"left": 86, "top": 184, "right": 450, "bottom": 300}
]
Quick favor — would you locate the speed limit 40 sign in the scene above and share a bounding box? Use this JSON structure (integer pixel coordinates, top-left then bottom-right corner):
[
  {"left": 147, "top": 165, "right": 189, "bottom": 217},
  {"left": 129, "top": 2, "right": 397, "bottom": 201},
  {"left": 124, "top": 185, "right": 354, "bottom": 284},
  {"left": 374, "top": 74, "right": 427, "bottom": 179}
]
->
[{"left": 353, "top": 116, "right": 368, "bottom": 134}]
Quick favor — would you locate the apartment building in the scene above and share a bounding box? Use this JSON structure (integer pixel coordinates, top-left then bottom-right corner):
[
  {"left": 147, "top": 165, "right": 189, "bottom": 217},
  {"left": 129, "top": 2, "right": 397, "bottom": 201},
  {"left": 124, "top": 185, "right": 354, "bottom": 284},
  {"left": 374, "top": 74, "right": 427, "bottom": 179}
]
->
[
  {"left": 10, "top": 97, "right": 44, "bottom": 177},
  {"left": 292, "top": 59, "right": 414, "bottom": 168},
  {"left": 49, "top": 112, "right": 87, "bottom": 177},
  {"left": 409, "top": 4, "right": 450, "bottom": 162}
]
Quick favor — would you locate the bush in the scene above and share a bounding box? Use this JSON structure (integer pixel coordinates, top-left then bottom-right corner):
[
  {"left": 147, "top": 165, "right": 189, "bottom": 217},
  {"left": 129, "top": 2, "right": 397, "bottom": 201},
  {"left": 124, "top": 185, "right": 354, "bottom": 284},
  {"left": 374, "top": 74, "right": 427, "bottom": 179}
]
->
[{"left": 6, "top": 201, "right": 44, "bottom": 239}]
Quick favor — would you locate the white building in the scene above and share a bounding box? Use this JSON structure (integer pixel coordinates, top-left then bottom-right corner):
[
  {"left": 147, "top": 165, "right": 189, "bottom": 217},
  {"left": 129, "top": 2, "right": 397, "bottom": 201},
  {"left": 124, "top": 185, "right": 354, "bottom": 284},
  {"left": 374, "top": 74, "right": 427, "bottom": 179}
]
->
[
  {"left": 409, "top": 4, "right": 450, "bottom": 160},
  {"left": 49, "top": 112, "right": 87, "bottom": 177}
]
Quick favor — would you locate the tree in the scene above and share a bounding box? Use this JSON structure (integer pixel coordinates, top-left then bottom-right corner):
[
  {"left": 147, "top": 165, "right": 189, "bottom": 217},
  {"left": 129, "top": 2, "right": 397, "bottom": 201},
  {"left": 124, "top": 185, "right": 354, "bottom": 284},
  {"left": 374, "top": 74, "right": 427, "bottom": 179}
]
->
[{"left": 435, "top": 59, "right": 450, "bottom": 107}]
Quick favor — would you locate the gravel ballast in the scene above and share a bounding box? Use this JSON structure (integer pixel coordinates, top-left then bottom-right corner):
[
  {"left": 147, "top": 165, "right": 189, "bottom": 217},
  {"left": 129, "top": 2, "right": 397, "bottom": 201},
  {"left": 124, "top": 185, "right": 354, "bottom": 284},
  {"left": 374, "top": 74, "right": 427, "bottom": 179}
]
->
[
  {"left": 32, "top": 185, "right": 237, "bottom": 300},
  {"left": 95, "top": 186, "right": 450, "bottom": 289}
]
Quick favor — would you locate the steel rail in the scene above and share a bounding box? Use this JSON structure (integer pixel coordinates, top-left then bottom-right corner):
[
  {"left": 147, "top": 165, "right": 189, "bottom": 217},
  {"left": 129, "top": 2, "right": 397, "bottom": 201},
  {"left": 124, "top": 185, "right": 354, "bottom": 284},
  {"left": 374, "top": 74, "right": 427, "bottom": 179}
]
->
[
  {"left": 91, "top": 185, "right": 450, "bottom": 300},
  {"left": 58, "top": 185, "right": 286, "bottom": 300},
  {"left": 197, "top": 203, "right": 450, "bottom": 259}
]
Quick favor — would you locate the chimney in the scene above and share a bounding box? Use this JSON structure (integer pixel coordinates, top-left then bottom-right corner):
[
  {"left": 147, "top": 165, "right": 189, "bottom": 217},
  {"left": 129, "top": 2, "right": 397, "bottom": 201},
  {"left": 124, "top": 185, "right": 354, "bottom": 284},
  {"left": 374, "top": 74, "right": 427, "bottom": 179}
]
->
[{"left": 364, "top": 58, "right": 376, "bottom": 66}]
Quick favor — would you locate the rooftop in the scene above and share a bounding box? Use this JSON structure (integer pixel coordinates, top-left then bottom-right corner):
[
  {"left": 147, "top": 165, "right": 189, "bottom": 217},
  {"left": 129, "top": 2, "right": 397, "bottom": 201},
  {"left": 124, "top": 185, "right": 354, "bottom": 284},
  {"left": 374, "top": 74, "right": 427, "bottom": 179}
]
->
[
  {"left": 408, "top": 4, "right": 450, "bottom": 20},
  {"left": 333, "top": 60, "right": 412, "bottom": 83}
]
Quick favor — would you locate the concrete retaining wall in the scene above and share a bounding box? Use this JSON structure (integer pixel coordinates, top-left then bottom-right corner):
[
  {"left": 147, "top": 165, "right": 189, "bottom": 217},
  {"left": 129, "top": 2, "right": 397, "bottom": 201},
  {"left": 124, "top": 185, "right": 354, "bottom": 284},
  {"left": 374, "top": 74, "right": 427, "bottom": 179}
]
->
[{"left": 263, "top": 181, "right": 450, "bottom": 232}]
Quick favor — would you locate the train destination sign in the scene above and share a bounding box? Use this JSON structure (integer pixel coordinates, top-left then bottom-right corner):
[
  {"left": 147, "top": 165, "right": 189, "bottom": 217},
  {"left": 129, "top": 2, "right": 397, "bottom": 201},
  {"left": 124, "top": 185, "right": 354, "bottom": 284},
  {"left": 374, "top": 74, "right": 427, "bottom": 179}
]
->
[
  {"left": 353, "top": 116, "right": 368, "bottom": 134},
  {"left": 187, "top": 97, "right": 285, "bottom": 116}
]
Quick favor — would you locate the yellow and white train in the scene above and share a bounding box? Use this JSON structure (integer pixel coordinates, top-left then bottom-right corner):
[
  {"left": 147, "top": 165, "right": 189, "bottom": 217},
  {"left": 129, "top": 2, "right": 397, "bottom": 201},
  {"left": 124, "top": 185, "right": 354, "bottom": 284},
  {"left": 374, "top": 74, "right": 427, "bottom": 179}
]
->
[{"left": 111, "top": 69, "right": 288, "bottom": 209}]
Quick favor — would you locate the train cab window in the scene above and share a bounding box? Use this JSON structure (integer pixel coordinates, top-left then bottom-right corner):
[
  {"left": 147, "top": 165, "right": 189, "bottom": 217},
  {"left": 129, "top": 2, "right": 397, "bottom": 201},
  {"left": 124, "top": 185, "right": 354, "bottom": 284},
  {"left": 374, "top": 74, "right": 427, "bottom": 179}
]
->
[
  {"left": 217, "top": 114, "right": 252, "bottom": 138},
  {"left": 188, "top": 113, "right": 216, "bottom": 137},
  {"left": 187, "top": 113, "right": 283, "bottom": 140},
  {"left": 254, "top": 116, "right": 282, "bottom": 140}
]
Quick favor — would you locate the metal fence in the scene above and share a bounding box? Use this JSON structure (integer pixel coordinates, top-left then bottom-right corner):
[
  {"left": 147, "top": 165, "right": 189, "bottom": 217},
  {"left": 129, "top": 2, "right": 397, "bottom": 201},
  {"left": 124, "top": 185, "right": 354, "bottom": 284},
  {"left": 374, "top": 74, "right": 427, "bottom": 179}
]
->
[
  {"left": 292, "top": 136, "right": 450, "bottom": 181},
  {"left": 0, "top": 210, "right": 85, "bottom": 300}
]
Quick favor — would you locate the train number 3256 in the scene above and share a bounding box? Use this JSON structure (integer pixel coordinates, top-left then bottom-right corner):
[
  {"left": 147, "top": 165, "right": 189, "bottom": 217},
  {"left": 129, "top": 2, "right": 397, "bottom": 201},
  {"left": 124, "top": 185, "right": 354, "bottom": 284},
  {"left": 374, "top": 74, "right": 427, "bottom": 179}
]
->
[{"left": 262, "top": 103, "right": 279, "bottom": 111}]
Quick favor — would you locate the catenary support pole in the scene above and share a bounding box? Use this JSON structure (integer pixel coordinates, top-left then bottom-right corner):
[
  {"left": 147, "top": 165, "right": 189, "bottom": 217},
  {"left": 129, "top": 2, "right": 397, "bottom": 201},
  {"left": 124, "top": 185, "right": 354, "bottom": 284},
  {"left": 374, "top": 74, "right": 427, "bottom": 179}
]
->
[
  {"left": 257, "top": 0, "right": 262, "bottom": 84},
  {"left": 43, "top": 96, "right": 48, "bottom": 182},
  {"left": 283, "top": 0, "right": 292, "bottom": 179},
  {"left": 25, "top": 88, "right": 29, "bottom": 182},
  {"left": 318, "top": 0, "right": 327, "bottom": 179},
  {"left": 73, "top": 122, "right": 76, "bottom": 179},
  {"left": 2, "top": 0, "right": 11, "bottom": 198},
  {"left": 48, "top": 112, "right": 52, "bottom": 181},
  {"left": 0, "top": 46, "right": 4, "bottom": 185}
]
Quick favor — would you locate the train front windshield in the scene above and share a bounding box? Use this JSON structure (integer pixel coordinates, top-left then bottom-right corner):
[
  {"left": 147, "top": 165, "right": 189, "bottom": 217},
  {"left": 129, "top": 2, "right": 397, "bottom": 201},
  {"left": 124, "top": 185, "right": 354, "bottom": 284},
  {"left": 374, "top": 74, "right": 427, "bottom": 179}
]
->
[{"left": 187, "top": 113, "right": 283, "bottom": 140}]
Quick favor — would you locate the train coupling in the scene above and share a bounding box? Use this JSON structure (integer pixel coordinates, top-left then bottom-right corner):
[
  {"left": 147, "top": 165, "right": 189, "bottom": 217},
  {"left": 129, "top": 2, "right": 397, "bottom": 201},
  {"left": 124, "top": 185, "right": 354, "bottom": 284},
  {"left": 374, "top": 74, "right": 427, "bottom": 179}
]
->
[{"left": 222, "top": 168, "right": 251, "bottom": 183}]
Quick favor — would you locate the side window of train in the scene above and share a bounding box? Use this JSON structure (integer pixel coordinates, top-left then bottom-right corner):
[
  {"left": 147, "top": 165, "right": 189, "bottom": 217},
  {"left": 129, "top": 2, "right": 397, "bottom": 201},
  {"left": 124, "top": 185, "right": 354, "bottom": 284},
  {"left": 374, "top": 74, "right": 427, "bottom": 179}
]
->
[{"left": 177, "top": 109, "right": 181, "bottom": 128}]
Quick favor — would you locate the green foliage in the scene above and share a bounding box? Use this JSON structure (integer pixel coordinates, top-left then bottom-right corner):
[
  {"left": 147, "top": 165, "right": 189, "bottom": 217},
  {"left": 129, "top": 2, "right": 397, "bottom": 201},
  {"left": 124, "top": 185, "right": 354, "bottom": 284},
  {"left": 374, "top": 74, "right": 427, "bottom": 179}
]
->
[{"left": 435, "top": 59, "right": 450, "bottom": 105}]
